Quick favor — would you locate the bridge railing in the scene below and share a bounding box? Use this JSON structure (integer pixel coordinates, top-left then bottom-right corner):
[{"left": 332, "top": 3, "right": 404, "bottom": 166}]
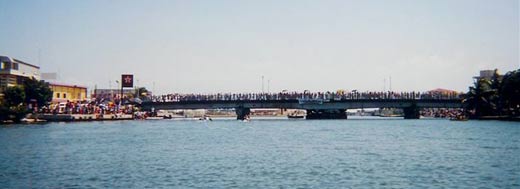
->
[{"left": 149, "top": 91, "right": 463, "bottom": 103}]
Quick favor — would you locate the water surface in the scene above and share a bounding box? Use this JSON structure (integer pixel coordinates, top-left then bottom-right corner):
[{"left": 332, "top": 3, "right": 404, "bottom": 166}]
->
[{"left": 1, "top": 118, "right": 519, "bottom": 188}]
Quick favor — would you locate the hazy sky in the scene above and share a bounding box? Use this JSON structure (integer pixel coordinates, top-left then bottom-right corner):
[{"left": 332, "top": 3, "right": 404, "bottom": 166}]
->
[{"left": 1, "top": 0, "right": 518, "bottom": 94}]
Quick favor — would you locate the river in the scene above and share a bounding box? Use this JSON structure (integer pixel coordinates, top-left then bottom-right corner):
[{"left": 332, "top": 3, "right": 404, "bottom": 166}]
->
[{"left": 1, "top": 117, "right": 518, "bottom": 188}]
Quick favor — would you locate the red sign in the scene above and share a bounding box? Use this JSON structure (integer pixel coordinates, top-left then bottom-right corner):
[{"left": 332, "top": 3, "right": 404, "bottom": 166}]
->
[{"left": 121, "top": 74, "right": 133, "bottom": 88}]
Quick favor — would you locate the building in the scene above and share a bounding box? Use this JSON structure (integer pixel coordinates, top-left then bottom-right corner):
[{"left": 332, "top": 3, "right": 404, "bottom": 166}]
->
[
  {"left": 49, "top": 83, "right": 87, "bottom": 103},
  {"left": 0, "top": 56, "right": 41, "bottom": 92},
  {"left": 474, "top": 69, "right": 501, "bottom": 80},
  {"left": 427, "top": 88, "right": 460, "bottom": 95}
]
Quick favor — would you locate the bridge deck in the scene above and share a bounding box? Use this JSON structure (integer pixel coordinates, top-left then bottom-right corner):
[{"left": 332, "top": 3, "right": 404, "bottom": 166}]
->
[{"left": 141, "top": 99, "right": 463, "bottom": 111}]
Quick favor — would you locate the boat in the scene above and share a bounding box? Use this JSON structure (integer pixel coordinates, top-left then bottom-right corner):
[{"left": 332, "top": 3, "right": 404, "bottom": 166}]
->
[
  {"left": 288, "top": 111, "right": 305, "bottom": 119},
  {"left": 288, "top": 115, "right": 304, "bottom": 119},
  {"left": 240, "top": 115, "right": 251, "bottom": 122},
  {"left": 199, "top": 115, "right": 213, "bottom": 121},
  {"left": 163, "top": 115, "right": 173, "bottom": 119},
  {"left": 145, "top": 116, "right": 164, "bottom": 120},
  {"left": 450, "top": 118, "right": 468, "bottom": 121},
  {"left": 450, "top": 115, "right": 468, "bottom": 121}
]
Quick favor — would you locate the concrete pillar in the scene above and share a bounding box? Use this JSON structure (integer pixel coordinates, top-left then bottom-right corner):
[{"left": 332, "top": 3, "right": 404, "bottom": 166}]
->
[
  {"left": 306, "top": 109, "right": 347, "bottom": 119},
  {"left": 235, "top": 107, "right": 251, "bottom": 120},
  {"left": 403, "top": 106, "right": 420, "bottom": 119}
]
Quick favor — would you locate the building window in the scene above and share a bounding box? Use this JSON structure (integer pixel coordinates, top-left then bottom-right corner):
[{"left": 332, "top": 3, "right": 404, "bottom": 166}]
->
[
  {"left": 0, "top": 62, "right": 10, "bottom": 70},
  {"left": 63, "top": 93, "right": 67, "bottom": 98},
  {"left": 56, "top": 93, "right": 60, "bottom": 98},
  {"left": 12, "top": 63, "right": 19, "bottom": 70}
]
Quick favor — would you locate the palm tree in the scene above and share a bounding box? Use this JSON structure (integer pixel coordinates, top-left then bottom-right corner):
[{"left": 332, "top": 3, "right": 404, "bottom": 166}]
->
[
  {"left": 499, "top": 69, "right": 520, "bottom": 117},
  {"left": 463, "top": 78, "right": 497, "bottom": 118}
]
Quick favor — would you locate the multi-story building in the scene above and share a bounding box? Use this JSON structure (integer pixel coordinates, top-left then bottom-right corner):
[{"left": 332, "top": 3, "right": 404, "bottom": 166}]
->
[
  {"left": 0, "top": 56, "right": 41, "bottom": 92},
  {"left": 474, "top": 69, "right": 501, "bottom": 81},
  {"left": 49, "top": 83, "right": 88, "bottom": 103}
]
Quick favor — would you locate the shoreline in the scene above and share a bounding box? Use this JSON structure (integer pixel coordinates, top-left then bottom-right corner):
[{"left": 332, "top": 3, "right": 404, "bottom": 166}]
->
[{"left": 2, "top": 114, "right": 518, "bottom": 124}]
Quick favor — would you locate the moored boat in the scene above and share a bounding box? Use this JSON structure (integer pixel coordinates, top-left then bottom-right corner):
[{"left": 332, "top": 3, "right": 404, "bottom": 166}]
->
[
  {"left": 450, "top": 115, "right": 468, "bottom": 121},
  {"left": 450, "top": 118, "right": 468, "bottom": 121},
  {"left": 288, "top": 115, "right": 304, "bottom": 119}
]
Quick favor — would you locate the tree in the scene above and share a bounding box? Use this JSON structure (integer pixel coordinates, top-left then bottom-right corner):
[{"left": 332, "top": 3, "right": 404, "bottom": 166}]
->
[
  {"left": 463, "top": 78, "right": 497, "bottom": 118},
  {"left": 23, "top": 77, "right": 53, "bottom": 107},
  {"left": 489, "top": 69, "right": 502, "bottom": 115},
  {"left": 499, "top": 69, "right": 520, "bottom": 117},
  {"left": 491, "top": 69, "right": 502, "bottom": 90},
  {"left": 3, "top": 86, "right": 25, "bottom": 107},
  {"left": 135, "top": 87, "right": 149, "bottom": 99},
  {"left": 1, "top": 86, "right": 28, "bottom": 123},
  {"left": 0, "top": 78, "right": 52, "bottom": 123},
  {"left": 0, "top": 104, "right": 9, "bottom": 121}
]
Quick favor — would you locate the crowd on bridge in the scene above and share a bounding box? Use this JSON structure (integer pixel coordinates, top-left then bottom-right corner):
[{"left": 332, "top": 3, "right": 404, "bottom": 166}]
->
[{"left": 150, "top": 91, "right": 463, "bottom": 102}]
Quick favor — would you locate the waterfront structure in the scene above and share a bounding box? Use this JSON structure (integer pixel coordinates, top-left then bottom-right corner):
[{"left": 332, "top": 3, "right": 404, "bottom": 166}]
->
[
  {"left": 143, "top": 98, "right": 463, "bottom": 120},
  {"left": 0, "top": 56, "right": 41, "bottom": 93},
  {"left": 49, "top": 83, "right": 87, "bottom": 103}
]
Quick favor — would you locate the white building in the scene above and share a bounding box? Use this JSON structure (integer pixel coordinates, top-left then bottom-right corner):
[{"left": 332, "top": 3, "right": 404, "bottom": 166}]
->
[
  {"left": 0, "top": 56, "right": 41, "bottom": 91},
  {"left": 474, "top": 70, "right": 497, "bottom": 80}
]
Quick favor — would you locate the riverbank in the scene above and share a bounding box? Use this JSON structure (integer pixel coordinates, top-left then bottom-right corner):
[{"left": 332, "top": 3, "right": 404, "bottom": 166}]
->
[
  {"left": 34, "top": 114, "right": 133, "bottom": 122},
  {"left": 3, "top": 114, "right": 518, "bottom": 124}
]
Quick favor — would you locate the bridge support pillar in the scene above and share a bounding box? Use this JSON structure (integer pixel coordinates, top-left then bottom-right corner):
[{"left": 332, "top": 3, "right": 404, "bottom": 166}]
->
[
  {"left": 235, "top": 107, "right": 251, "bottom": 120},
  {"left": 403, "top": 106, "right": 420, "bottom": 119},
  {"left": 306, "top": 109, "right": 347, "bottom": 119}
]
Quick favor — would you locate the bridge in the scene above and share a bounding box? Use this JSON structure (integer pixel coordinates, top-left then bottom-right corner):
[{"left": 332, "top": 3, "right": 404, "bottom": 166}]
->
[{"left": 141, "top": 92, "right": 463, "bottom": 120}]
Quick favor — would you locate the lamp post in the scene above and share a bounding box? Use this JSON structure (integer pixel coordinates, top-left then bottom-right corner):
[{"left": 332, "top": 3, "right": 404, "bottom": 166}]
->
[{"left": 115, "top": 80, "right": 120, "bottom": 112}]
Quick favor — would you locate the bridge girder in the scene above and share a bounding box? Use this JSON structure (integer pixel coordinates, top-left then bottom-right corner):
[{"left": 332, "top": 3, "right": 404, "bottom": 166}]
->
[{"left": 141, "top": 99, "right": 463, "bottom": 111}]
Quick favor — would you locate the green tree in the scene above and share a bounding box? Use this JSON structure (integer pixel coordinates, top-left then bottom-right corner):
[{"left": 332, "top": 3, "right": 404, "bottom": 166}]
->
[
  {"left": 491, "top": 69, "right": 502, "bottom": 90},
  {"left": 135, "top": 87, "right": 149, "bottom": 99},
  {"left": 1, "top": 86, "right": 28, "bottom": 123},
  {"left": 0, "top": 78, "right": 52, "bottom": 123},
  {"left": 23, "top": 77, "right": 53, "bottom": 107},
  {"left": 499, "top": 69, "right": 520, "bottom": 117},
  {"left": 3, "top": 86, "right": 25, "bottom": 107},
  {"left": 464, "top": 78, "right": 497, "bottom": 118},
  {"left": 0, "top": 104, "right": 9, "bottom": 121},
  {"left": 490, "top": 69, "right": 502, "bottom": 115}
]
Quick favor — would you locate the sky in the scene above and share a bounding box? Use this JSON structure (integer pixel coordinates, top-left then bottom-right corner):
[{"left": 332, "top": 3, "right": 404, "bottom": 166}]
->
[{"left": 0, "top": 0, "right": 518, "bottom": 94}]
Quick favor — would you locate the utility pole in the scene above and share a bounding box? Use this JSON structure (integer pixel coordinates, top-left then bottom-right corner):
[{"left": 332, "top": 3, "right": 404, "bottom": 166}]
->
[
  {"left": 116, "top": 80, "right": 120, "bottom": 111},
  {"left": 119, "top": 80, "right": 122, "bottom": 110}
]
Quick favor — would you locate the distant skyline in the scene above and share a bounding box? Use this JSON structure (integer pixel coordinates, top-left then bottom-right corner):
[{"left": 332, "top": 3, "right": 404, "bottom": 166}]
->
[{"left": 1, "top": 0, "right": 518, "bottom": 94}]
